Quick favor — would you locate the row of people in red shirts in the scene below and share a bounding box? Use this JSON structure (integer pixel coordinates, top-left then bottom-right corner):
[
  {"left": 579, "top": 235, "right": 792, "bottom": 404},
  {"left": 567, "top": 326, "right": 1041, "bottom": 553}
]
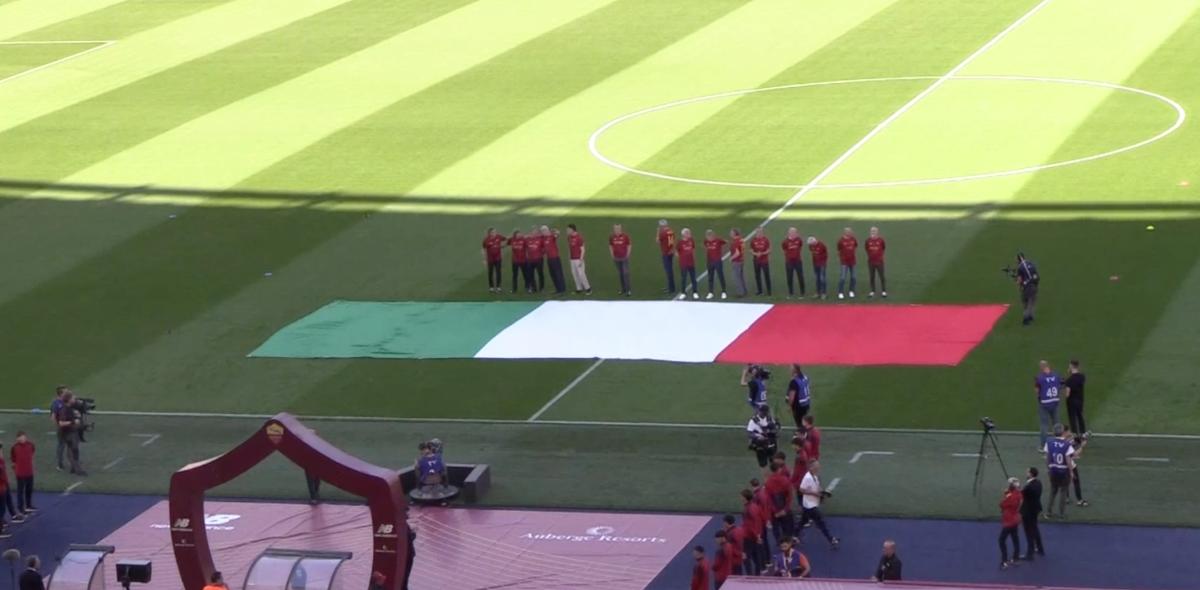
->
[
  {"left": 694, "top": 420, "right": 829, "bottom": 587},
  {"left": 481, "top": 223, "right": 889, "bottom": 300}
]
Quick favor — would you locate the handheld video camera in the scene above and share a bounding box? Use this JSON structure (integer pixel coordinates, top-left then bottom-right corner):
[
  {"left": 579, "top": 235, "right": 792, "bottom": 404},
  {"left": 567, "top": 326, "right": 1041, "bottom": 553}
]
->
[{"left": 748, "top": 364, "right": 771, "bottom": 380}]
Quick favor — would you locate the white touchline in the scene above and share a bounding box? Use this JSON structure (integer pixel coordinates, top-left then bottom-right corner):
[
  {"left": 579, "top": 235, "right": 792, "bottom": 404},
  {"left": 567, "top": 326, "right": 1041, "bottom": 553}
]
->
[
  {"left": 103, "top": 456, "right": 125, "bottom": 470},
  {"left": 3, "top": 408, "right": 1196, "bottom": 440},
  {"left": 952, "top": 453, "right": 983, "bottom": 458},
  {"left": 543, "top": 0, "right": 1055, "bottom": 420},
  {"left": 827, "top": 477, "right": 841, "bottom": 492},
  {"left": 0, "top": 41, "right": 116, "bottom": 88},
  {"left": 131, "top": 433, "right": 161, "bottom": 447},
  {"left": 849, "top": 451, "right": 894, "bottom": 464},
  {"left": 1126, "top": 457, "right": 1170, "bottom": 463},
  {"left": 63, "top": 481, "right": 84, "bottom": 496}
]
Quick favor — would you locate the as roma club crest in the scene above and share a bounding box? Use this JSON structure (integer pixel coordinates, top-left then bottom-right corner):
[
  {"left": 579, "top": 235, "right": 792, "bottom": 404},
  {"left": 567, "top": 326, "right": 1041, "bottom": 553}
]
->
[{"left": 265, "top": 422, "right": 285, "bottom": 446}]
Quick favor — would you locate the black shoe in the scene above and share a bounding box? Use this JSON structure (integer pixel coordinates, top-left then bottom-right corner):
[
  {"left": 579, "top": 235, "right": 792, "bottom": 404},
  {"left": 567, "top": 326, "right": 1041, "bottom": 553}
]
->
[{"left": 1037, "top": 549, "right": 1046, "bottom": 557}]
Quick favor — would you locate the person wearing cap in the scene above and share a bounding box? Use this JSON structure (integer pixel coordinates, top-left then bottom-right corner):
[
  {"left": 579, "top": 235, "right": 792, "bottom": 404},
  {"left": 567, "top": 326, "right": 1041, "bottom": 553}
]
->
[
  {"left": 656, "top": 219, "right": 676, "bottom": 294},
  {"left": 999, "top": 477, "right": 1023, "bottom": 569}
]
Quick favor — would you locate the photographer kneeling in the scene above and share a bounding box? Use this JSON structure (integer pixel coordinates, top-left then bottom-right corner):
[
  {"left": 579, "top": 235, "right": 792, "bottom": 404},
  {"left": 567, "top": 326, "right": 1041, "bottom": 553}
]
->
[{"left": 56, "top": 393, "right": 86, "bottom": 476}]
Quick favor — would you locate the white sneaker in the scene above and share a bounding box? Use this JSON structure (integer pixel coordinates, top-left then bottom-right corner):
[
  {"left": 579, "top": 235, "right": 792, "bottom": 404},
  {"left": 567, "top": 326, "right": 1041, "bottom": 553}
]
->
[
  {"left": 677, "top": 293, "right": 687, "bottom": 300},
  {"left": 868, "top": 291, "right": 874, "bottom": 298},
  {"left": 837, "top": 292, "right": 845, "bottom": 300},
  {"left": 849, "top": 291, "right": 856, "bottom": 298},
  {"left": 721, "top": 292, "right": 727, "bottom": 300},
  {"left": 692, "top": 292, "right": 700, "bottom": 300},
  {"left": 882, "top": 291, "right": 888, "bottom": 298},
  {"left": 1039, "top": 445, "right": 1047, "bottom": 454},
  {"left": 705, "top": 292, "right": 714, "bottom": 300}
]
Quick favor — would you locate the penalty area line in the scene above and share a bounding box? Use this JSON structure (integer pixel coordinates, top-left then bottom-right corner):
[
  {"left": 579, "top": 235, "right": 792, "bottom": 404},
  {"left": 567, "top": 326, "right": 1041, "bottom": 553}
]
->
[{"left": 0, "top": 41, "right": 116, "bottom": 88}]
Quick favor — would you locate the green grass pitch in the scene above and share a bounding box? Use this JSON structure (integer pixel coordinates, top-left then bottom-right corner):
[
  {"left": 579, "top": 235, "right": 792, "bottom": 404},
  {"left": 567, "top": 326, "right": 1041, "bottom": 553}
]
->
[{"left": 1, "top": 0, "right": 1199, "bottom": 527}]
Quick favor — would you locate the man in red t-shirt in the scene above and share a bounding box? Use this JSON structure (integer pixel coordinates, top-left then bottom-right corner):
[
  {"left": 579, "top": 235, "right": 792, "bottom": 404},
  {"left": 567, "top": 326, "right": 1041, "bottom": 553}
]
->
[
  {"left": 999, "top": 478, "right": 1023, "bottom": 568},
  {"left": 11, "top": 432, "right": 35, "bottom": 514},
  {"left": 540, "top": 225, "right": 566, "bottom": 294},
  {"left": 712, "top": 530, "right": 735, "bottom": 588},
  {"left": 807, "top": 236, "right": 828, "bottom": 299},
  {"left": 609, "top": 224, "right": 633, "bottom": 296},
  {"left": 781, "top": 227, "right": 806, "bottom": 299},
  {"left": 721, "top": 514, "right": 747, "bottom": 576},
  {"left": 749, "top": 228, "right": 772, "bottom": 296},
  {"left": 481, "top": 228, "right": 504, "bottom": 293},
  {"left": 729, "top": 229, "right": 747, "bottom": 297},
  {"left": 657, "top": 219, "right": 676, "bottom": 294},
  {"left": 507, "top": 230, "right": 530, "bottom": 293},
  {"left": 836, "top": 227, "right": 858, "bottom": 300},
  {"left": 690, "top": 546, "right": 710, "bottom": 590},
  {"left": 865, "top": 226, "right": 887, "bottom": 298},
  {"left": 703, "top": 230, "right": 728, "bottom": 300},
  {"left": 802, "top": 415, "right": 821, "bottom": 459},
  {"left": 740, "top": 489, "right": 767, "bottom": 574},
  {"left": 525, "top": 225, "right": 546, "bottom": 293},
  {"left": 676, "top": 228, "right": 698, "bottom": 299},
  {"left": 566, "top": 224, "right": 591, "bottom": 295}
]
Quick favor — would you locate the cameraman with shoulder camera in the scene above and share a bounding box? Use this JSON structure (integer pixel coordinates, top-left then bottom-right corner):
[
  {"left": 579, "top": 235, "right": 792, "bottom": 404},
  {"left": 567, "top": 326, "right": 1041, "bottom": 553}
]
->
[
  {"left": 56, "top": 393, "right": 86, "bottom": 476},
  {"left": 741, "top": 364, "right": 770, "bottom": 409},
  {"left": 747, "top": 405, "right": 780, "bottom": 470},
  {"left": 1011, "top": 253, "right": 1039, "bottom": 326}
]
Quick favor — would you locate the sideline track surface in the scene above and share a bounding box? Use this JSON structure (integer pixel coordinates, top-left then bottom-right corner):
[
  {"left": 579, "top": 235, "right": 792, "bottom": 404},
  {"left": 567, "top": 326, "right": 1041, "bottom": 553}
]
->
[{"left": 9, "top": 492, "right": 1198, "bottom": 590}]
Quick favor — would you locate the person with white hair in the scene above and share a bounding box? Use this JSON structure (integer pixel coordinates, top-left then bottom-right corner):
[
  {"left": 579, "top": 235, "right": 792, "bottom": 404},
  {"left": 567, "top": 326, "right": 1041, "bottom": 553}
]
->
[
  {"left": 865, "top": 226, "right": 887, "bottom": 298},
  {"left": 999, "top": 477, "right": 1023, "bottom": 569}
]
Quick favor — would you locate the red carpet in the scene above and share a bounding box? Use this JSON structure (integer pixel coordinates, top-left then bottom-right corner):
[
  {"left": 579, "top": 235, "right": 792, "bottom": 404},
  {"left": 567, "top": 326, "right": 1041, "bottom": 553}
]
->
[{"left": 715, "top": 304, "right": 1007, "bottom": 366}]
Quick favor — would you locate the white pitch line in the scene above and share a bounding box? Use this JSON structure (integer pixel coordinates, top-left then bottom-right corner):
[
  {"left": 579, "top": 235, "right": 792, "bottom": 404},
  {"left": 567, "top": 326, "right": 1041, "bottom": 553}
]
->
[
  {"left": 849, "top": 451, "right": 894, "bottom": 464},
  {"left": 1127, "top": 457, "right": 1170, "bottom": 463},
  {"left": 826, "top": 477, "right": 842, "bottom": 492},
  {"left": 0, "top": 41, "right": 115, "bottom": 88},
  {"left": 0, "top": 40, "right": 117, "bottom": 45},
  {"left": 551, "top": 0, "right": 1054, "bottom": 415},
  {"left": 103, "top": 456, "right": 125, "bottom": 470},
  {"left": 2, "top": 408, "right": 1197, "bottom": 440},
  {"left": 62, "top": 481, "right": 84, "bottom": 496},
  {"left": 527, "top": 359, "right": 604, "bottom": 421},
  {"left": 952, "top": 453, "right": 983, "bottom": 458},
  {"left": 131, "top": 433, "right": 161, "bottom": 447}
]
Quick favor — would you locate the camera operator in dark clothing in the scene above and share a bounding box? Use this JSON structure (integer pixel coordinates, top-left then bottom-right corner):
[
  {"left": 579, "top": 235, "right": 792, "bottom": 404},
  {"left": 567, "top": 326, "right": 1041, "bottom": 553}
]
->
[
  {"left": 1012, "top": 253, "right": 1039, "bottom": 325},
  {"left": 1021, "top": 467, "right": 1045, "bottom": 560},
  {"left": 747, "top": 405, "right": 780, "bottom": 470},
  {"left": 871, "top": 540, "right": 902, "bottom": 581},
  {"left": 56, "top": 393, "right": 86, "bottom": 476},
  {"left": 1064, "top": 360, "right": 1088, "bottom": 436}
]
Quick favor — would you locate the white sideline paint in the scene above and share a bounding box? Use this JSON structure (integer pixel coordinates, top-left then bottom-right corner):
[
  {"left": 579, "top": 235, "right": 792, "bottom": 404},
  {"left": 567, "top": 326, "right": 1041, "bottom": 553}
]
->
[
  {"left": 826, "top": 477, "right": 841, "bottom": 492},
  {"left": 540, "top": 0, "right": 1055, "bottom": 419},
  {"left": 3, "top": 408, "right": 1197, "bottom": 440},
  {"left": 527, "top": 359, "right": 604, "bottom": 422},
  {"left": 62, "top": 481, "right": 84, "bottom": 496},
  {"left": 952, "top": 453, "right": 983, "bottom": 458},
  {"left": 0, "top": 41, "right": 115, "bottom": 87},
  {"left": 1126, "top": 457, "right": 1170, "bottom": 463},
  {"left": 849, "top": 451, "right": 894, "bottom": 464},
  {"left": 131, "top": 433, "right": 161, "bottom": 447},
  {"left": 103, "top": 456, "right": 125, "bottom": 470}
]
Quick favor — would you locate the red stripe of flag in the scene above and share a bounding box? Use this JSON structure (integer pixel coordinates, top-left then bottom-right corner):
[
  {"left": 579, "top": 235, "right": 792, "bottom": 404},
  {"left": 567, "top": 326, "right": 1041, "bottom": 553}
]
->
[{"left": 714, "top": 304, "right": 1008, "bottom": 366}]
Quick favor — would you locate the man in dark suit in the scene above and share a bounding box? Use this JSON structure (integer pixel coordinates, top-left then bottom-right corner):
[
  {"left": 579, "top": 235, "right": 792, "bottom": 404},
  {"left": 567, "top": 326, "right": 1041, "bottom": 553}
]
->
[
  {"left": 20, "top": 556, "right": 46, "bottom": 590},
  {"left": 1021, "top": 467, "right": 1046, "bottom": 560}
]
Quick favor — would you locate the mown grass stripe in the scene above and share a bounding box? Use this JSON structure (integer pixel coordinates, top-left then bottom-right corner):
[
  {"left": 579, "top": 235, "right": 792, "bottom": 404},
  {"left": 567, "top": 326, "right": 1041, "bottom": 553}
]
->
[
  {"left": 10, "top": 0, "right": 229, "bottom": 44},
  {"left": 0, "top": 0, "right": 356, "bottom": 136},
  {"left": 0, "top": 0, "right": 128, "bottom": 41}
]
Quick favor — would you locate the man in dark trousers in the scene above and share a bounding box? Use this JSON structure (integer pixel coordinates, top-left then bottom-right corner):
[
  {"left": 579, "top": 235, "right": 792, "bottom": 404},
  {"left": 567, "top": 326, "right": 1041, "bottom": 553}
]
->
[
  {"left": 507, "top": 230, "right": 529, "bottom": 293},
  {"left": 541, "top": 226, "right": 567, "bottom": 294},
  {"left": 871, "top": 540, "right": 902, "bottom": 581},
  {"left": 1014, "top": 252, "right": 1039, "bottom": 325},
  {"left": 20, "top": 556, "right": 45, "bottom": 590},
  {"left": 1064, "top": 359, "right": 1088, "bottom": 436},
  {"left": 690, "top": 546, "right": 710, "bottom": 590},
  {"left": 525, "top": 225, "right": 545, "bottom": 292},
  {"left": 1021, "top": 467, "right": 1045, "bottom": 560}
]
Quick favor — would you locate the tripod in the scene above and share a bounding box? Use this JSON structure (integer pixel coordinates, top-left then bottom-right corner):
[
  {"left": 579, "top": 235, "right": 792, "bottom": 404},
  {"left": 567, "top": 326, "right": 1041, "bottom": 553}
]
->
[{"left": 972, "top": 424, "right": 1009, "bottom": 496}]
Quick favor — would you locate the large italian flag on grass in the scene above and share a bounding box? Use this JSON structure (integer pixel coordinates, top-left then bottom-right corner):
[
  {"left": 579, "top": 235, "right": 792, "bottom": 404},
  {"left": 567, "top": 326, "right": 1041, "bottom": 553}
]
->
[{"left": 251, "top": 301, "right": 1006, "bottom": 366}]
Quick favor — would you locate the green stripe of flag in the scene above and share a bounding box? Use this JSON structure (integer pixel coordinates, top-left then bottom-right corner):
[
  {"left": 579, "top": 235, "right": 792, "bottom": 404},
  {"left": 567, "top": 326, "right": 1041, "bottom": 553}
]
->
[{"left": 249, "top": 300, "right": 542, "bottom": 359}]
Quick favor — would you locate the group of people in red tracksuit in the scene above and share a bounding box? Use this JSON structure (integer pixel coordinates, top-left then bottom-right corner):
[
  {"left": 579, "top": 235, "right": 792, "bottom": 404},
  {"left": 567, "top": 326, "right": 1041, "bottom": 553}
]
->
[
  {"left": 0, "top": 432, "right": 37, "bottom": 539},
  {"left": 694, "top": 418, "right": 828, "bottom": 588}
]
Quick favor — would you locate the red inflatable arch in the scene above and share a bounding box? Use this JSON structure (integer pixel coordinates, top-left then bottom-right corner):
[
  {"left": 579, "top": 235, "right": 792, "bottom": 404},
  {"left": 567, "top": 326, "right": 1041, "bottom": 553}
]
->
[{"left": 168, "top": 413, "right": 408, "bottom": 590}]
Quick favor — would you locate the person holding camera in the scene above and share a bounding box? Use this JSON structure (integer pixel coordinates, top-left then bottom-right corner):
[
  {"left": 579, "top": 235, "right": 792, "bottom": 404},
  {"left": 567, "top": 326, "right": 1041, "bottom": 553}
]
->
[
  {"left": 56, "top": 393, "right": 86, "bottom": 476},
  {"left": 1013, "top": 252, "right": 1039, "bottom": 325},
  {"left": 741, "top": 365, "right": 769, "bottom": 409},
  {"left": 797, "top": 459, "right": 839, "bottom": 549},
  {"left": 747, "top": 405, "right": 780, "bottom": 470}
]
